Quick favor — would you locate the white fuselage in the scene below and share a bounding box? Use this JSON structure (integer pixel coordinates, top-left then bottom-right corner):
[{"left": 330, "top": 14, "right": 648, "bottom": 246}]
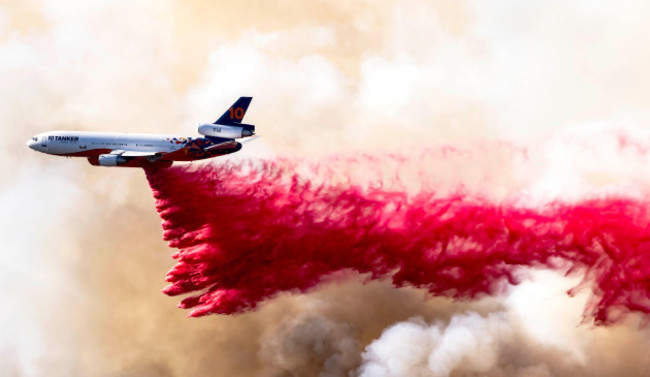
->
[
  {"left": 27, "top": 131, "right": 194, "bottom": 156},
  {"left": 26, "top": 130, "right": 243, "bottom": 168}
]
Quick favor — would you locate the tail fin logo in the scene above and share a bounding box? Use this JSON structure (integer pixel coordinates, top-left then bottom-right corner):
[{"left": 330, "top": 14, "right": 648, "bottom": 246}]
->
[{"left": 229, "top": 107, "right": 245, "bottom": 120}]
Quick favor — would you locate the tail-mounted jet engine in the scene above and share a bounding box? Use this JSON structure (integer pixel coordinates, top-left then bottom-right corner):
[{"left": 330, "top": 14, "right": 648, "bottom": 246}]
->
[{"left": 198, "top": 124, "right": 254, "bottom": 139}]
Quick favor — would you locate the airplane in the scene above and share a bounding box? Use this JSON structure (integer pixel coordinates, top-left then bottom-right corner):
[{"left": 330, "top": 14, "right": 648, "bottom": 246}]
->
[{"left": 26, "top": 97, "right": 256, "bottom": 168}]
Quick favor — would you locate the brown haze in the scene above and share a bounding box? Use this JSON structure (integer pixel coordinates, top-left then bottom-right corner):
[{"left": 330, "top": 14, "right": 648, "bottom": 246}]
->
[{"left": 4, "top": 0, "right": 650, "bottom": 376}]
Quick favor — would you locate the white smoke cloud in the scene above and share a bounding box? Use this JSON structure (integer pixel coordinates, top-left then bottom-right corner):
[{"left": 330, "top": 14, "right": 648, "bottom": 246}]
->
[
  {"left": 0, "top": 162, "right": 86, "bottom": 376},
  {"left": 356, "top": 271, "right": 650, "bottom": 377},
  {"left": 358, "top": 313, "right": 513, "bottom": 377}
]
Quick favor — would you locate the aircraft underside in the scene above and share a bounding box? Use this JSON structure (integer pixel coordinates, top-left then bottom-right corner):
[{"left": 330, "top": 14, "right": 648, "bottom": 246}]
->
[{"left": 82, "top": 143, "right": 242, "bottom": 168}]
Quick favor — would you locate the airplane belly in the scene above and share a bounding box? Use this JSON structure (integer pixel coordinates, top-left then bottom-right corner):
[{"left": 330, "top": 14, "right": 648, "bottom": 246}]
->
[{"left": 161, "top": 143, "right": 242, "bottom": 161}]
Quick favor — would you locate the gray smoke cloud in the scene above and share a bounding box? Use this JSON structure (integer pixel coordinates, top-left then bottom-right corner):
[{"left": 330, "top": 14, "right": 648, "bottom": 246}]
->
[
  {"left": 356, "top": 273, "right": 650, "bottom": 377},
  {"left": 259, "top": 314, "right": 362, "bottom": 376},
  {"left": 4, "top": 0, "right": 650, "bottom": 376}
]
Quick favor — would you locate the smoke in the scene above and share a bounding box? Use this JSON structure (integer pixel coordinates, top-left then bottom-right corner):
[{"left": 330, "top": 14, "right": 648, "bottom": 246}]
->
[
  {"left": 356, "top": 270, "right": 650, "bottom": 377},
  {"left": 259, "top": 313, "right": 361, "bottom": 376},
  {"left": 358, "top": 313, "right": 517, "bottom": 377},
  {"left": 6, "top": 0, "right": 650, "bottom": 376}
]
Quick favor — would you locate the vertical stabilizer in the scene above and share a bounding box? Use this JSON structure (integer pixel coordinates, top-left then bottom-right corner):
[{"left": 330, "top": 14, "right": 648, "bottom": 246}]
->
[{"left": 214, "top": 97, "right": 252, "bottom": 126}]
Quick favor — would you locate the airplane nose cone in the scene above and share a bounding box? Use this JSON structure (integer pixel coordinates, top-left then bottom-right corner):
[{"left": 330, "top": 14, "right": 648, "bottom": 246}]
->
[{"left": 27, "top": 138, "right": 37, "bottom": 151}]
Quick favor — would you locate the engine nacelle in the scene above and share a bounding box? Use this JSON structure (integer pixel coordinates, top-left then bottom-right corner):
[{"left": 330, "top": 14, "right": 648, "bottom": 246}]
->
[
  {"left": 98, "top": 154, "right": 127, "bottom": 166},
  {"left": 198, "top": 124, "right": 253, "bottom": 139}
]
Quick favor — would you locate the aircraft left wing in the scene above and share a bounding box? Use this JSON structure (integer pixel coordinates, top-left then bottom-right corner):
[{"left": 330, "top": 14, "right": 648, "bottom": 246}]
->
[{"left": 113, "top": 150, "right": 164, "bottom": 162}]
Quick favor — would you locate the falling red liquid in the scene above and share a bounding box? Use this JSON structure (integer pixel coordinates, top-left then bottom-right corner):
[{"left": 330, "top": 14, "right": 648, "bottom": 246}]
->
[{"left": 145, "top": 156, "right": 650, "bottom": 324}]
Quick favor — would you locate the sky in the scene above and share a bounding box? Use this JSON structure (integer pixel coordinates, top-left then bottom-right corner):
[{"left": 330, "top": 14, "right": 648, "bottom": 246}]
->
[{"left": 3, "top": 0, "right": 650, "bottom": 376}]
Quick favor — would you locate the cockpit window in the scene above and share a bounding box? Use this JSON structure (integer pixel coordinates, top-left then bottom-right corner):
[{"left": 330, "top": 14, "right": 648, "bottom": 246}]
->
[{"left": 32, "top": 137, "right": 37, "bottom": 142}]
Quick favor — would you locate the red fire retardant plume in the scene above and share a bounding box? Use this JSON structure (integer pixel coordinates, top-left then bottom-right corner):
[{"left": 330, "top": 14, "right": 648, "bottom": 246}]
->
[{"left": 145, "top": 158, "right": 650, "bottom": 324}]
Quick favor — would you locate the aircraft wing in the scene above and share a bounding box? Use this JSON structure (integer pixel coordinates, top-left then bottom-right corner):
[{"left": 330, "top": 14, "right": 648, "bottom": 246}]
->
[
  {"left": 112, "top": 150, "right": 164, "bottom": 162},
  {"left": 121, "top": 151, "right": 161, "bottom": 157}
]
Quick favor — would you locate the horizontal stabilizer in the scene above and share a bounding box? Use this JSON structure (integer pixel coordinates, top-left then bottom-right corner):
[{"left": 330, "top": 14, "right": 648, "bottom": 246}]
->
[
  {"left": 239, "top": 135, "right": 260, "bottom": 144},
  {"left": 204, "top": 140, "right": 238, "bottom": 152}
]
